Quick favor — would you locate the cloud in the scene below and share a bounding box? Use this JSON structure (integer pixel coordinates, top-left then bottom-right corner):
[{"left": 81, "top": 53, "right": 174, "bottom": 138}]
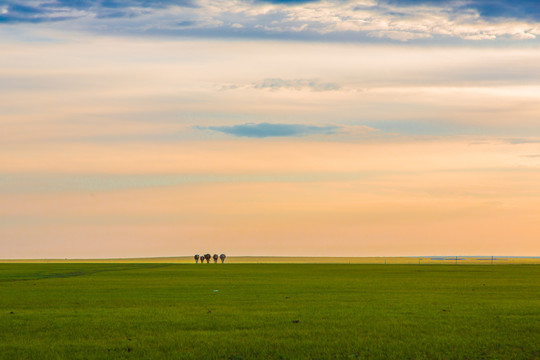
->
[
  {"left": 0, "top": 2, "right": 82, "bottom": 23},
  {"left": 368, "top": 30, "right": 432, "bottom": 42},
  {"left": 3, "top": 0, "right": 540, "bottom": 41},
  {"left": 383, "top": 0, "right": 540, "bottom": 22},
  {"left": 219, "top": 78, "right": 341, "bottom": 91},
  {"left": 254, "top": 78, "right": 339, "bottom": 91},
  {"left": 258, "top": 0, "right": 320, "bottom": 3},
  {"left": 504, "top": 138, "right": 540, "bottom": 144},
  {"left": 251, "top": 78, "right": 340, "bottom": 91},
  {"left": 177, "top": 20, "right": 198, "bottom": 27},
  {"left": 0, "top": 0, "right": 194, "bottom": 24},
  {"left": 521, "top": 154, "right": 540, "bottom": 158},
  {"left": 197, "top": 122, "right": 340, "bottom": 137}
]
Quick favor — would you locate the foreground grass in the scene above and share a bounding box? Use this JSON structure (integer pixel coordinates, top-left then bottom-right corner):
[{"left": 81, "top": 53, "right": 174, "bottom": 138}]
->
[{"left": 1, "top": 264, "right": 539, "bottom": 359}]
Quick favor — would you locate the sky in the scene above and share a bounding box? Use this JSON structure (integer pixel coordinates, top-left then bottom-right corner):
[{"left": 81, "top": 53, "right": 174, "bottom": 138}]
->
[{"left": 1, "top": 0, "right": 540, "bottom": 258}]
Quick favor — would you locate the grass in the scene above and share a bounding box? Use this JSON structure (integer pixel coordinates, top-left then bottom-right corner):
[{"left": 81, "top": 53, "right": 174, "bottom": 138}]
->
[{"left": 1, "top": 263, "right": 539, "bottom": 359}]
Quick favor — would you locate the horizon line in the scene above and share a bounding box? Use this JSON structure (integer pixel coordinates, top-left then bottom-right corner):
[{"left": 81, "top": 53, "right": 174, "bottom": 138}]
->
[{"left": 2, "top": 255, "right": 540, "bottom": 261}]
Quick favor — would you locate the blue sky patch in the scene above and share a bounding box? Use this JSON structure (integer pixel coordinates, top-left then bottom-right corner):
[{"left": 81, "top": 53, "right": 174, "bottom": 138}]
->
[{"left": 199, "top": 123, "right": 340, "bottom": 138}]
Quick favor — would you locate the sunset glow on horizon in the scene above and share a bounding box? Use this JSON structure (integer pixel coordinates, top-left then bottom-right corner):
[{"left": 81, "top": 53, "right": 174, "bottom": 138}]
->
[{"left": 2, "top": 0, "right": 540, "bottom": 258}]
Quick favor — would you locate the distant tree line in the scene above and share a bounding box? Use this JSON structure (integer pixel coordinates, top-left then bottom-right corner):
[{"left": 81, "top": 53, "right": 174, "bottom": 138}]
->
[{"left": 194, "top": 254, "right": 226, "bottom": 263}]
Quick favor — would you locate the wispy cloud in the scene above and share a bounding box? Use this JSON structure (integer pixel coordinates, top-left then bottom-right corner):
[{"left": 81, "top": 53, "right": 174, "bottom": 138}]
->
[
  {"left": 521, "top": 154, "right": 540, "bottom": 158},
  {"left": 197, "top": 122, "right": 340, "bottom": 137},
  {"left": 0, "top": 0, "right": 194, "bottom": 23},
  {"left": 504, "top": 138, "right": 540, "bottom": 144},
  {"left": 0, "top": 2, "right": 82, "bottom": 23},
  {"left": 252, "top": 78, "right": 340, "bottom": 91},
  {"left": 221, "top": 78, "right": 341, "bottom": 91},
  {"left": 383, "top": 0, "right": 540, "bottom": 22}
]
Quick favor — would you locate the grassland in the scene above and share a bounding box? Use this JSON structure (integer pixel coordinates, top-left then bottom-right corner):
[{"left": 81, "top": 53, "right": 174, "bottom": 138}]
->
[{"left": 1, "top": 263, "right": 539, "bottom": 359}]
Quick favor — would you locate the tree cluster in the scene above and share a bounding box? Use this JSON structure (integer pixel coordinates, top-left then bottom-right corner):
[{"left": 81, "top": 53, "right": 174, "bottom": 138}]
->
[{"left": 194, "top": 254, "right": 226, "bottom": 263}]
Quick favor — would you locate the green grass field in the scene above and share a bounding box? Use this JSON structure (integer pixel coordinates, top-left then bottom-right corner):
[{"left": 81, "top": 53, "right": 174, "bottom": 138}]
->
[{"left": 1, "top": 264, "right": 539, "bottom": 359}]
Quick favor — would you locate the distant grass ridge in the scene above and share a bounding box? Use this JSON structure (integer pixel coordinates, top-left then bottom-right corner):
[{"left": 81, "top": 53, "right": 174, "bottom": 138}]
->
[
  {"left": 2, "top": 256, "right": 540, "bottom": 264},
  {"left": 0, "top": 263, "right": 171, "bottom": 282},
  {"left": 1, "top": 264, "right": 539, "bottom": 359}
]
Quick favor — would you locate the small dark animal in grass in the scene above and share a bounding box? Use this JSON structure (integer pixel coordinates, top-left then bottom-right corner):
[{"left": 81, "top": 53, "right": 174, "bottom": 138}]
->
[
  {"left": 220, "top": 254, "right": 226, "bottom": 263},
  {"left": 292, "top": 320, "right": 300, "bottom": 323},
  {"left": 194, "top": 254, "right": 200, "bottom": 264},
  {"left": 213, "top": 254, "right": 219, "bottom": 263},
  {"left": 205, "top": 254, "right": 211, "bottom": 263},
  {"left": 200, "top": 255, "right": 205, "bottom": 264}
]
